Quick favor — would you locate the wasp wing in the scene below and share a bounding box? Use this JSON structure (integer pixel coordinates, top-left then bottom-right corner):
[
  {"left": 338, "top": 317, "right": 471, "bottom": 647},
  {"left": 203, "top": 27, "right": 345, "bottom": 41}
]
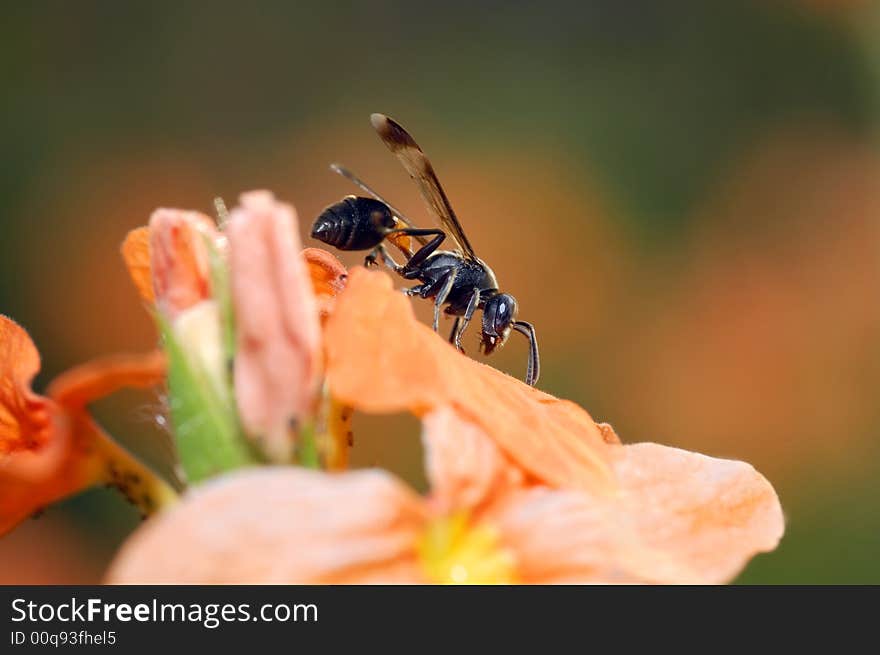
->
[{"left": 370, "top": 113, "right": 477, "bottom": 260}]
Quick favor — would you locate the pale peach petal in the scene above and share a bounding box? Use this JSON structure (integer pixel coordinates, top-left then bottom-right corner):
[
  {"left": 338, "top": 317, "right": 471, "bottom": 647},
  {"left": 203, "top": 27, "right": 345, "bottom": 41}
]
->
[
  {"left": 488, "top": 487, "right": 624, "bottom": 583},
  {"left": 325, "top": 269, "right": 614, "bottom": 492},
  {"left": 609, "top": 443, "right": 784, "bottom": 583},
  {"left": 490, "top": 443, "right": 784, "bottom": 584},
  {"left": 148, "top": 208, "right": 218, "bottom": 320},
  {"left": 227, "top": 192, "right": 322, "bottom": 462},
  {"left": 106, "top": 468, "right": 428, "bottom": 584},
  {"left": 422, "top": 406, "right": 526, "bottom": 514}
]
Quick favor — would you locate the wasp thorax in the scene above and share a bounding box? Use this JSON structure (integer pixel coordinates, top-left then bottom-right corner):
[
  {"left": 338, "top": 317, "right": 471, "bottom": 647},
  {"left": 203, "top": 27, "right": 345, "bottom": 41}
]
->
[{"left": 311, "top": 196, "right": 395, "bottom": 251}]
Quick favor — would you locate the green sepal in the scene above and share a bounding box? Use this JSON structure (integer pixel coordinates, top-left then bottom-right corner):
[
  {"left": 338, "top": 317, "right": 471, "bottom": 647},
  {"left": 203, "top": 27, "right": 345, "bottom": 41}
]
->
[{"left": 157, "top": 314, "right": 259, "bottom": 483}]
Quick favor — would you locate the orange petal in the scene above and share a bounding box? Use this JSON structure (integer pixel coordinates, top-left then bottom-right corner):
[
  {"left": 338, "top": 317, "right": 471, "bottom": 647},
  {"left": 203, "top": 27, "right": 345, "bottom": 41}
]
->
[
  {"left": 422, "top": 406, "right": 527, "bottom": 514},
  {"left": 490, "top": 443, "right": 784, "bottom": 584},
  {"left": 148, "top": 208, "right": 218, "bottom": 320},
  {"left": 227, "top": 192, "right": 322, "bottom": 462},
  {"left": 0, "top": 317, "right": 107, "bottom": 533},
  {"left": 45, "top": 350, "right": 166, "bottom": 411},
  {"left": 0, "top": 316, "right": 54, "bottom": 457},
  {"left": 302, "top": 247, "right": 348, "bottom": 319},
  {"left": 107, "top": 468, "right": 428, "bottom": 583},
  {"left": 0, "top": 416, "right": 104, "bottom": 536},
  {"left": 325, "top": 268, "right": 614, "bottom": 492},
  {"left": 121, "top": 227, "right": 155, "bottom": 305}
]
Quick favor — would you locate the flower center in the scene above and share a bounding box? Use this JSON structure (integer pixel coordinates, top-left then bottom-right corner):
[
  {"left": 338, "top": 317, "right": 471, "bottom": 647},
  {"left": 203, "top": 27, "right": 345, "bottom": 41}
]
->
[{"left": 416, "top": 512, "right": 519, "bottom": 584}]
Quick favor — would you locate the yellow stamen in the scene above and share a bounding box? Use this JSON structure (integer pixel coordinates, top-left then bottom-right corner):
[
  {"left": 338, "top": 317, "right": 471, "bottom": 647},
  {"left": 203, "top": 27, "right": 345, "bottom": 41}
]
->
[{"left": 417, "top": 512, "right": 519, "bottom": 584}]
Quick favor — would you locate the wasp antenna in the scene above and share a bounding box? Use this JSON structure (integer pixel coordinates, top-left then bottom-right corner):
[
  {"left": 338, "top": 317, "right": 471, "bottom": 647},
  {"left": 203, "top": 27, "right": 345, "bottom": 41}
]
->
[
  {"left": 213, "top": 197, "right": 230, "bottom": 227},
  {"left": 513, "top": 321, "right": 540, "bottom": 387}
]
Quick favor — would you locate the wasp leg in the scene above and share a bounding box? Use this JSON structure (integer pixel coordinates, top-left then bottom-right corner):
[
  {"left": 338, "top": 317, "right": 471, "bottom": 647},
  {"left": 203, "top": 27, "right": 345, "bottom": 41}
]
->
[
  {"left": 448, "top": 317, "right": 462, "bottom": 346},
  {"left": 432, "top": 270, "right": 458, "bottom": 332},
  {"left": 365, "top": 244, "right": 404, "bottom": 272},
  {"left": 452, "top": 288, "right": 480, "bottom": 352},
  {"left": 512, "top": 321, "right": 540, "bottom": 387},
  {"left": 399, "top": 230, "right": 446, "bottom": 279},
  {"left": 404, "top": 284, "right": 426, "bottom": 297}
]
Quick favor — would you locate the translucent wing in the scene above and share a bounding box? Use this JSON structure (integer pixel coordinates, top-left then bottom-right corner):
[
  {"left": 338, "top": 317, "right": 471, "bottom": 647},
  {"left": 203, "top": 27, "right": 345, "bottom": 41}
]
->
[{"left": 370, "top": 113, "right": 477, "bottom": 260}]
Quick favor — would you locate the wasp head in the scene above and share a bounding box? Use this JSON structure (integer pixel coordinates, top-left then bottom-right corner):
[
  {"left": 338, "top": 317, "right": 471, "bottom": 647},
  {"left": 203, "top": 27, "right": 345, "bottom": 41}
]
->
[{"left": 480, "top": 293, "right": 517, "bottom": 356}]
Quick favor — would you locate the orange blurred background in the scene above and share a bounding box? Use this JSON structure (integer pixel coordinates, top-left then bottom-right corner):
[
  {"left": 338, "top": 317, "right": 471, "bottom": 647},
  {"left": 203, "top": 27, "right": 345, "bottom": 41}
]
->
[{"left": 1, "top": 1, "right": 879, "bottom": 582}]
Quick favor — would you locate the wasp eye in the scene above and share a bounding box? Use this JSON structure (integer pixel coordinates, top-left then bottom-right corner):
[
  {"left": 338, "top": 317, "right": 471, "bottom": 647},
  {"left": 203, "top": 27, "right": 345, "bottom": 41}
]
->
[{"left": 492, "top": 294, "right": 517, "bottom": 333}]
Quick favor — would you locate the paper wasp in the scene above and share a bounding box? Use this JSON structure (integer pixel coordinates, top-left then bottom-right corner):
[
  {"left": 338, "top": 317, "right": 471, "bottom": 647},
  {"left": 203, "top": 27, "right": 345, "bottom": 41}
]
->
[{"left": 311, "top": 114, "right": 539, "bottom": 387}]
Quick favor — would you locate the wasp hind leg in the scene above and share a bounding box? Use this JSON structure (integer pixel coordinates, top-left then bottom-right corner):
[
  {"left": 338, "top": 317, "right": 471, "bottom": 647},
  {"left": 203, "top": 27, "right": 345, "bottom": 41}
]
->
[
  {"left": 365, "top": 244, "right": 404, "bottom": 272},
  {"left": 400, "top": 230, "right": 446, "bottom": 278}
]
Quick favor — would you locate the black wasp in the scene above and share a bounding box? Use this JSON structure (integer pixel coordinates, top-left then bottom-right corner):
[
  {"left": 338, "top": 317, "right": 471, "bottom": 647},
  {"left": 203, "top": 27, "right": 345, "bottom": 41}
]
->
[{"left": 311, "top": 114, "right": 539, "bottom": 387}]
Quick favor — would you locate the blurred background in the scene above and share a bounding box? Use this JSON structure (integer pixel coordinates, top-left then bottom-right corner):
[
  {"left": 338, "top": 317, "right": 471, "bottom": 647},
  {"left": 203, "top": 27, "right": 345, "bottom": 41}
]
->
[{"left": 1, "top": 0, "right": 879, "bottom": 583}]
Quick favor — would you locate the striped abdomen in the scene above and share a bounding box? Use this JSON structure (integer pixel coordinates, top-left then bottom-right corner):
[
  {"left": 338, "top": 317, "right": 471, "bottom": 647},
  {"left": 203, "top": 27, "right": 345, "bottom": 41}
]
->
[{"left": 311, "top": 196, "right": 395, "bottom": 251}]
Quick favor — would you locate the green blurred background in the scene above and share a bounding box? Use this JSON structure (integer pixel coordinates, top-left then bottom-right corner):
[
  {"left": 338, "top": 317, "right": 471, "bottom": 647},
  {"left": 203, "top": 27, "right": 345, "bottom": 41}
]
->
[{"left": 2, "top": 0, "right": 879, "bottom": 583}]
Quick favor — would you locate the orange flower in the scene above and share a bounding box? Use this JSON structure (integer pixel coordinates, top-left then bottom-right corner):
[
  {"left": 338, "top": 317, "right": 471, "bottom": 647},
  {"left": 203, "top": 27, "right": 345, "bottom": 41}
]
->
[
  {"left": 0, "top": 316, "right": 176, "bottom": 536},
  {"left": 107, "top": 406, "right": 782, "bottom": 584}
]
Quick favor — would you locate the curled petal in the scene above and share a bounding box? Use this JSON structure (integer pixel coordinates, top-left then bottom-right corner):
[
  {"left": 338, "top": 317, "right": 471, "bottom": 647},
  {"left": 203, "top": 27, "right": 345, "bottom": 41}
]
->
[
  {"left": 227, "top": 192, "right": 322, "bottom": 462},
  {"left": 325, "top": 269, "right": 614, "bottom": 492},
  {"left": 107, "top": 468, "right": 428, "bottom": 584},
  {"left": 0, "top": 317, "right": 99, "bottom": 533},
  {"left": 149, "top": 208, "right": 219, "bottom": 320},
  {"left": 121, "top": 227, "right": 154, "bottom": 305},
  {"left": 422, "top": 407, "right": 526, "bottom": 514},
  {"left": 596, "top": 422, "right": 622, "bottom": 445},
  {"left": 302, "top": 248, "right": 348, "bottom": 319},
  {"left": 0, "top": 316, "right": 54, "bottom": 459},
  {"left": 490, "top": 443, "right": 784, "bottom": 584}
]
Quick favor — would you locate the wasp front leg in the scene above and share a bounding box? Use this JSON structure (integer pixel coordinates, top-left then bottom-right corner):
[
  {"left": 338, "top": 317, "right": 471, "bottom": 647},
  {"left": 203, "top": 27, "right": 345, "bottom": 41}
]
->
[{"left": 448, "top": 317, "right": 462, "bottom": 346}]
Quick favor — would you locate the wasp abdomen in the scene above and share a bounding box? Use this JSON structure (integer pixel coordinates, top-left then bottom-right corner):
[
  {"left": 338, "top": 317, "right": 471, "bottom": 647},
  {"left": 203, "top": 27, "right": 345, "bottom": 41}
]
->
[{"left": 311, "top": 196, "right": 395, "bottom": 251}]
